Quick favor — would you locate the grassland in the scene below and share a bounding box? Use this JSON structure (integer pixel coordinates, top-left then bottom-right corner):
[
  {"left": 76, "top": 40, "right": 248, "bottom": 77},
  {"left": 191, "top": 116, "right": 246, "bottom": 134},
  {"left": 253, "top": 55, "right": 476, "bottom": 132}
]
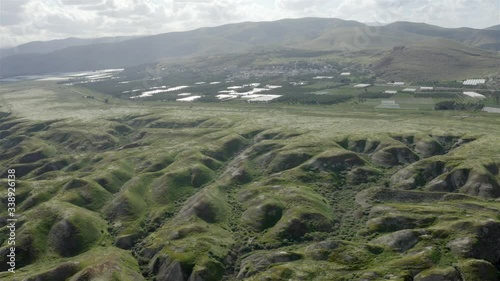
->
[{"left": 0, "top": 81, "right": 500, "bottom": 281}]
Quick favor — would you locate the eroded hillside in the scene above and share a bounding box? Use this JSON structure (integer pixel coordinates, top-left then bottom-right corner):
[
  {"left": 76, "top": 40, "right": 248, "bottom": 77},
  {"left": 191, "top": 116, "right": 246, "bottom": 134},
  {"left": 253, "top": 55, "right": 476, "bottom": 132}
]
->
[{"left": 1, "top": 84, "right": 500, "bottom": 281}]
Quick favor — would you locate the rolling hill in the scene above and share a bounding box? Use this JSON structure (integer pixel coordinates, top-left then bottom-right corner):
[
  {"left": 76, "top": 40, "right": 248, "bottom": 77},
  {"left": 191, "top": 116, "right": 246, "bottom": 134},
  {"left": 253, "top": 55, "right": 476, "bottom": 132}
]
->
[
  {"left": 0, "top": 18, "right": 498, "bottom": 78},
  {"left": 384, "top": 22, "right": 500, "bottom": 51},
  {"left": 373, "top": 38, "right": 500, "bottom": 81},
  {"left": 0, "top": 36, "right": 139, "bottom": 59},
  {"left": 1, "top": 81, "right": 500, "bottom": 280}
]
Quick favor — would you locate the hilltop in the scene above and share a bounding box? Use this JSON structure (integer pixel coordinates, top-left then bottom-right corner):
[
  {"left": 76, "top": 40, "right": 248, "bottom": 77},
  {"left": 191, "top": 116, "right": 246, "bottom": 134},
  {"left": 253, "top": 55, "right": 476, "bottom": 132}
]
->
[{"left": 0, "top": 18, "right": 498, "bottom": 80}]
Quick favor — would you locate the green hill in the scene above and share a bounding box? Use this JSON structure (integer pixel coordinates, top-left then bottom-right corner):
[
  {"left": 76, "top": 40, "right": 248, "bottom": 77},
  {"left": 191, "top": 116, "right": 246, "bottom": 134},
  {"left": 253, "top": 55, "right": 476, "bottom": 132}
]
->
[
  {"left": 1, "top": 81, "right": 500, "bottom": 280},
  {"left": 1, "top": 18, "right": 499, "bottom": 78},
  {"left": 373, "top": 38, "right": 500, "bottom": 81},
  {"left": 385, "top": 22, "right": 500, "bottom": 50}
]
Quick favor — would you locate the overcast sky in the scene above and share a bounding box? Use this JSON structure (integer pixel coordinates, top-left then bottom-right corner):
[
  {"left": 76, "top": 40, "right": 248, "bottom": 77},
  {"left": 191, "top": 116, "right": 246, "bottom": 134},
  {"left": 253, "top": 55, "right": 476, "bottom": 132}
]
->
[{"left": 1, "top": 0, "right": 499, "bottom": 48}]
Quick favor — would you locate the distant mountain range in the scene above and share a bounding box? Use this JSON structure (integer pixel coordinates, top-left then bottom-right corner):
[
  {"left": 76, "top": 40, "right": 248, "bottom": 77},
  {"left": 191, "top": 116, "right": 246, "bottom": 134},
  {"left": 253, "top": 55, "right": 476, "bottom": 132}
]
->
[
  {"left": 0, "top": 17, "right": 498, "bottom": 78},
  {"left": 373, "top": 38, "right": 499, "bottom": 80},
  {"left": 0, "top": 36, "right": 139, "bottom": 59}
]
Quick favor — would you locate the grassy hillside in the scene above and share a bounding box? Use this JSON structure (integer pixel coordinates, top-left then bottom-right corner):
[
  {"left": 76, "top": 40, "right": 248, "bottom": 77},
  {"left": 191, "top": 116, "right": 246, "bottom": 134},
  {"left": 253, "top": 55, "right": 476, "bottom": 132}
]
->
[
  {"left": 0, "top": 36, "right": 140, "bottom": 59},
  {"left": 1, "top": 18, "right": 498, "bottom": 78},
  {"left": 385, "top": 22, "right": 500, "bottom": 51},
  {"left": 0, "top": 81, "right": 500, "bottom": 280},
  {"left": 373, "top": 38, "right": 500, "bottom": 81}
]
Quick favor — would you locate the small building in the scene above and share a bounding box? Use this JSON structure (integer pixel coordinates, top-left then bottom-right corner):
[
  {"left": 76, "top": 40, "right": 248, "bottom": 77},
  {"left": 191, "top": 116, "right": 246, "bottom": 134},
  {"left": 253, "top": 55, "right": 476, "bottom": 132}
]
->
[
  {"left": 376, "top": 100, "right": 400, "bottom": 109},
  {"left": 384, "top": 90, "right": 398, "bottom": 94},
  {"left": 463, "top": 91, "right": 485, "bottom": 98},
  {"left": 402, "top": 88, "right": 417, "bottom": 92},
  {"left": 176, "top": 96, "right": 202, "bottom": 102},
  {"left": 354, "top": 84, "right": 371, "bottom": 88},
  {"left": 463, "top": 79, "right": 486, "bottom": 86},
  {"left": 340, "top": 72, "right": 351, "bottom": 76},
  {"left": 387, "top": 82, "right": 405, "bottom": 86},
  {"left": 420, "top": 87, "right": 434, "bottom": 90}
]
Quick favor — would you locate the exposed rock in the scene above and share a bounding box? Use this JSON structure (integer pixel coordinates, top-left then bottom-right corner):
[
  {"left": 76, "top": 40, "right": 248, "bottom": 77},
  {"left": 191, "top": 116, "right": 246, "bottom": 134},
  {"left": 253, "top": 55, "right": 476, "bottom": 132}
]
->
[
  {"left": 344, "top": 138, "right": 384, "bottom": 154},
  {"left": 140, "top": 245, "right": 164, "bottom": 260},
  {"left": 203, "top": 135, "right": 247, "bottom": 161},
  {"left": 269, "top": 152, "right": 312, "bottom": 173},
  {"left": 237, "top": 251, "right": 302, "bottom": 279},
  {"left": 371, "top": 146, "right": 419, "bottom": 167},
  {"left": 0, "top": 235, "right": 35, "bottom": 271},
  {"left": 372, "top": 229, "right": 424, "bottom": 252},
  {"left": 241, "top": 201, "right": 283, "bottom": 231},
  {"left": 304, "top": 151, "right": 365, "bottom": 172},
  {"left": 414, "top": 139, "right": 444, "bottom": 158},
  {"left": 484, "top": 162, "right": 499, "bottom": 176},
  {"left": 358, "top": 187, "right": 457, "bottom": 206},
  {"left": 368, "top": 205, "right": 398, "bottom": 217},
  {"left": 168, "top": 224, "right": 207, "bottom": 240},
  {"left": 428, "top": 169, "right": 500, "bottom": 198},
  {"left": 175, "top": 189, "right": 225, "bottom": 224},
  {"left": 413, "top": 266, "right": 461, "bottom": 281},
  {"left": 157, "top": 257, "right": 185, "bottom": 281},
  {"left": 277, "top": 212, "right": 333, "bottom": 240},
  {"left": 457, "top": 259, "right": 499, "bottom": 281},
  {"left": 366, "top": 215, "right": 435, "bottom": 233},
  {"left": 391, "top": 160, "right": 446, "bottom": 190},
  {"left": 446, "top": 237, "right": 475, "bottom": 257},
  {"left": 115, "top": 232, "right": 141, "bottom": 250},
  {"left": 229, "top": 165, "right": 252, "bottom": 183},
  {"left": 460, "top": 171, "right": 500, "bottom": 198},
  {"left": 70, "top": 260, "right": 146, "bottom": 281},
  {"left": 24, "top": 262, "right": 80, "bottom": 281},
  {"left": 304, "top": 240, "right": 343, "bottom": 260},
  {"left": 187, "top": 259, "right": 224, "bottom": 281},
  {"left": 48, "top": 219, "right": 80, "bottom": 257},
  {"left": 346, "top": 167, "right": 380, "bottom": 185},
  {"left": 427, "top": 169, "right": 470, "bottom": 192},
  {"left": 193, "top": 201, "right": 218, "bottom": 223}
]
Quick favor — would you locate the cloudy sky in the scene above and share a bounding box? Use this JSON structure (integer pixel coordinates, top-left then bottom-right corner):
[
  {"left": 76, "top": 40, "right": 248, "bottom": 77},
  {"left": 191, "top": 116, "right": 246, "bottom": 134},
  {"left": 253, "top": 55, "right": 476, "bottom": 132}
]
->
[{"left": 1, "top": 0, "right": 499, "bottom": 48}]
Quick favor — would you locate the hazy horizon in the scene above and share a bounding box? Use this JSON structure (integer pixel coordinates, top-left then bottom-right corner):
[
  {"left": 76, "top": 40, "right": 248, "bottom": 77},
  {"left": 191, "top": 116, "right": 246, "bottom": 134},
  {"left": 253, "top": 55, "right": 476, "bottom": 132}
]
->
[{"left": 1, "top": 0, "right": 499, "bottom": 48}]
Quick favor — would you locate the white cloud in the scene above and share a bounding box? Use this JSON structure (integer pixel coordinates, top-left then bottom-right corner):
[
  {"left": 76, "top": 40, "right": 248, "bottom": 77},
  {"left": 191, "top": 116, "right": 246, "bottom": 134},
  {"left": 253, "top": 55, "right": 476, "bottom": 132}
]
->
[{"left": 0, "top": 0, "right": 498, "bottom": 48}]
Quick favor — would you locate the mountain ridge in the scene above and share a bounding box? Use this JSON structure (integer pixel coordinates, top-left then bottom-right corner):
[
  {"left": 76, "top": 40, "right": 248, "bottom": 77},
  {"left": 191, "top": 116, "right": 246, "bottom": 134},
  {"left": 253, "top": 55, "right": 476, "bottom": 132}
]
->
[{"left": 0, "top": 17, "right": 498, "bottom": 78}]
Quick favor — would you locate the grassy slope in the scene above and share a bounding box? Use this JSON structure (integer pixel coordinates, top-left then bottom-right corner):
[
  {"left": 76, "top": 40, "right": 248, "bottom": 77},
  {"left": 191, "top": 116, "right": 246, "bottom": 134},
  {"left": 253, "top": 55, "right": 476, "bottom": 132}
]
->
[
  {"left": 373, "top": 38, "right": 500, "bottom": 81},
  {"left": 0, "top": 82, "right": 500, "bottom": 280},
  {"left": 1, "top": 18, "right": 498, "bottom": 78}
]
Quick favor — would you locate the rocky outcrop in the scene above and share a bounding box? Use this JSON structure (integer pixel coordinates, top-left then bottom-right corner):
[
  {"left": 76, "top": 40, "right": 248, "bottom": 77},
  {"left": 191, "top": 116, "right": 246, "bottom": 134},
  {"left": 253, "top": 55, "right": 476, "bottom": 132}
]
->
[
  {"left": 457, "top": 259, "right": 499, "bottom": 281},
  {"left": 268, "top": 151, "right": 312, "bottom": 173},
  {"left": 414, "top": 139, "right": 445, "bottom": 158},
  {"left": 241, "top": 201, "right": 283, "bottom": 231},
  {"left": 304, "top": 240, "right": 343, "bottom": 260},
  {"left": 390, "top": 160, "right": 446, "bottom": 189},
  {"left": 372, "top": 229, "right": 425, "bottom": 252},
  {"left": 413, "top": 266, "right": 461, "bottom": 281},
  {"left": 428, "top": 169, "right": 500, "bottom": 198},
  {"left": 149, "top": 254, "right": 187, "bottom": 281},
  {"left": 277, "top": 212, "right": 333, "bottom": 240},
  {"left": 237, "top": 251, "right": 302, "bottom": 279},
  {"left": 304, "top": 151, "right": 365, "bottom": 172},
  {"left": 371, "top": 146, "right": 419, "bottom": 167},
  {"left": 24, "top": 262, "right": 80, "bottom": 281},
  {"left": 48, "top": 219, "right": 81, "bottom": 257}
]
